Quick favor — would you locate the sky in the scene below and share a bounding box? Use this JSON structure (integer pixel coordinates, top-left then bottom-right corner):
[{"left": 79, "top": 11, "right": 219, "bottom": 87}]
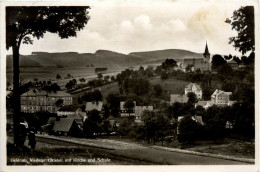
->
[{"left": 6, "top": 1, "right": 254, "bottom": 56}]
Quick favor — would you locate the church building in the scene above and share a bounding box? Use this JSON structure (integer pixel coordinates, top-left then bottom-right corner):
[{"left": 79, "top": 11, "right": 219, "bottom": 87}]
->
[{"left": 183, "top": 42, "right": 211, "bottom": 72}]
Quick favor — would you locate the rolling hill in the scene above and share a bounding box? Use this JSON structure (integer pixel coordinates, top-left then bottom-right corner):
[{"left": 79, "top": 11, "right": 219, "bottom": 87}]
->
[
  {"left": 6, "top": 49, "right": 204, "bottom": 68},
  {"left": 130, "top": 49, "right": 203, "bottom": 61},
  {"left": 6, "top": 55, "right": 42, "bottom": 68}
]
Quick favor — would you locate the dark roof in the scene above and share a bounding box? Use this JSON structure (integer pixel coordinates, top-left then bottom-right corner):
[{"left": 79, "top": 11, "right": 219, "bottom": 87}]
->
[
  {"left": 52, "top": 118, "right": 75, "bottom": 132},
  {"left": 192, "top": 116, "right": 204, "bottom": 125},
  {"left": 196, "top": 101, "right": 208, "bottom": 107},
  {"left": 47, "top": 117, "right": 56, "bottom": 125},
  {"left": 67, "top": 112, "right": 86, "bottom": 120},
  {"left": 58, "top": 105, "right": 81, "bottom": 112},
  {"left": 109, "top": 120, "right": 116, "bottom": 126},
  {"left": 170, "top": 94, "right": 188, "bottom": 103}
]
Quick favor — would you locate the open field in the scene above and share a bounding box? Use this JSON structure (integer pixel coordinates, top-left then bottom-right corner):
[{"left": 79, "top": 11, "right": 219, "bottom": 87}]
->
[
  {"left": 6, "top": 66, "right": 127, "bottom": 85},
  {"left": 150, "top": 76, "right": 190, "bottom": 95},
  {"left": 100, "top": 82, "right": 120, "bottom": 101},
  {"left": 149, "top": 76, "right": 190, "bottom": 101},
  {"left": 189, "top": 139, "right": 255, "bottom": 159}
]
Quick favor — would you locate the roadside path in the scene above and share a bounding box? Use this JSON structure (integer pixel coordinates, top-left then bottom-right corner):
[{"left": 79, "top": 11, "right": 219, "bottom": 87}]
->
[{"left": 32, "top": 134, "right": 253, "bottom": 165}]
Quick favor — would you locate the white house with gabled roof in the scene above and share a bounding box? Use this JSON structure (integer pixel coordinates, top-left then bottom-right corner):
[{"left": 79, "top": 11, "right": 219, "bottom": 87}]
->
[{"left": 185, "top": 83, "right": 202, "bottom": 99}]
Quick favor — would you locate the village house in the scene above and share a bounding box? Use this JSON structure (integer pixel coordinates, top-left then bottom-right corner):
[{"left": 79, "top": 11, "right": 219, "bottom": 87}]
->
[
  {"left": 178, "top": 116, "right": 204, "bottom": 126},
  {"left": 119, "top": 101, "right": 153, "bottom": 121},
  {"left": 227, "top": 59, "right": 239, "bottom": 70},
  {"left": 67, "top": 112, "right": 87, "bottom": 129},
  {"left": 211, "top": 89, "right": 232, "bottom": 105},
  {"left": 120, "top": 101, "right": 136, "bottom": 117},
  {"left": 196, "top": 90, "right": 235, "bottom": 109},
  {"left": 57, "top": 105, "right": 82, "bottom": 117},
  {"left": 226, "top": 121, "right": 234, "bottom": 129},
  {"left": 52, "top": 118, "right": 81, "bottom": 137},
  {"left": 85, "top": 101, "right": 103, "bottom": 114},
  {"left": 135, "top": 105, "right": 153, "bottom": 123},
  {"left": 170, "top": 94, "right": 188, "bottom": 104},
  {"left": 185, "top": 83, "right": 202, "bottom": 99},
  {"left": 20, "top": 89, "right": 72, "bottom": 113},
  {"left": 104, "top": 117, "right": 118, "bottom": 133},
  {"left": 57, "top": 105, "right": 87, "bottom": 127}
]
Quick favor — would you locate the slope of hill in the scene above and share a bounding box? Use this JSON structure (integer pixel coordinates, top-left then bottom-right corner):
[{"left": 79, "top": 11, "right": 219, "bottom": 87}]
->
[
  {"left": 6, "top": 50, "right": 145, "bottom": 67},
  {"left": 129, "top": 49, "right": 203, "bottom": 61},
  {"left": 6, "top": 55, "right": 42, "bottom": 68},
  {"left": 6, "top": 49, "right": 203, "bottom": 68}
]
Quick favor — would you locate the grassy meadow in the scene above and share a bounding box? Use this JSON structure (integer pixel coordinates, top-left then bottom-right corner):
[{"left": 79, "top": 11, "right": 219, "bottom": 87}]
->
[{"left": 150, "top": 76, "right": 190, "bottom": 95}]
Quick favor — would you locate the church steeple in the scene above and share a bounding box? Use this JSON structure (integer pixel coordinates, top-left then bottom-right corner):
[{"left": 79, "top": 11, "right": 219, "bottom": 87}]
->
[
  {"left": 203, "top": 41, "right": 210, "bottom": 63},
  {"left": 203, "top": 41, "right": 210, "bottom": 56}
]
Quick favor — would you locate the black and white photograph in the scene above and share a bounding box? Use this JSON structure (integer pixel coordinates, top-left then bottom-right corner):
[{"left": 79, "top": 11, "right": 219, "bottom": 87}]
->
[{"left": 0, "top": 0, "right": 259, "bottom": 171}]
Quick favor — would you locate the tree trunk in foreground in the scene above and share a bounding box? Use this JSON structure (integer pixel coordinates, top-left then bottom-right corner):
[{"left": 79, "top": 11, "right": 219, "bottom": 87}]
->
[{"left": 12, "top": 45, "right": 21, "bottom": 146}]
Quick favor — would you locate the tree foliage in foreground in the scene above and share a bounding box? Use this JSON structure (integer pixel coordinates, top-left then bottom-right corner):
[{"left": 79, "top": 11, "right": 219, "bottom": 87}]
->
[
  {"left": 142, "top": 110, "right": 171, "bottom": 145},
  {"left": 226, "top": 6, "right": 255, "bottom": 55},
  {"left": 211, "top": 54, "right": 226, "bottom": 70},
  {"left": 6, "top": 6, "right": 90, "bottom": 145},
  {"left": 177, "top": 116, "right": 201, "bottom": 143},
  {"left": 83, "top": 110, "right": 102, "bottom": 138}
]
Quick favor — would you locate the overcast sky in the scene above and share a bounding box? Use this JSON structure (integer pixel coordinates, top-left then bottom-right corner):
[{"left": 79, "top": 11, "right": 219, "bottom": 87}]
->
[{"left": 7, "top": 1, "right": 254, "bottom": 56}]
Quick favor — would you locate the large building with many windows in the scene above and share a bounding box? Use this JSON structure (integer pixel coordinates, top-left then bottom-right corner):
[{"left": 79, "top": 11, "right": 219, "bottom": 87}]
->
[
  {"left": 211, "top": 89, "right": 232, "bottom": 105},
  {"left": 21, "top": 89, "right": 72, "bottom": 113}
]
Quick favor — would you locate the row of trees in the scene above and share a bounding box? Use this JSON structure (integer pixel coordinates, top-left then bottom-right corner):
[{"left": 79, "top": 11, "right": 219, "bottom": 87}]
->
[
  {"left": 178, "top": 100, "right": 254, "bottom": 143},
  {"left": 78, "top": 89, "right": 103, "bottom": 103},
  {"left": 114, "top": 99, "right": 254, "bottom": 145},
  {"left": 115, "top": 111, "right": 174, "bottom": 146},
  {"left": 211, "top": 52, "right": 254, "bottom": 71},
  {"left": 42, "top": 83, "right": 61, "bottom": 92},
  {"left": 65, "top": 79, "right": 77, "bottom": 91},
  {"left": 56, "top": 73, "right": 74, "bottom": 80},
  {"left": 65, "top": 74, "right": 116, "bottom": 92}
]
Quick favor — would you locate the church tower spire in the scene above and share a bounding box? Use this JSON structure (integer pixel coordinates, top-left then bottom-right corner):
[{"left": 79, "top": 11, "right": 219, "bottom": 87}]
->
[{"left": 203, "top": 41, "right": 210, "bottom": 63}]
